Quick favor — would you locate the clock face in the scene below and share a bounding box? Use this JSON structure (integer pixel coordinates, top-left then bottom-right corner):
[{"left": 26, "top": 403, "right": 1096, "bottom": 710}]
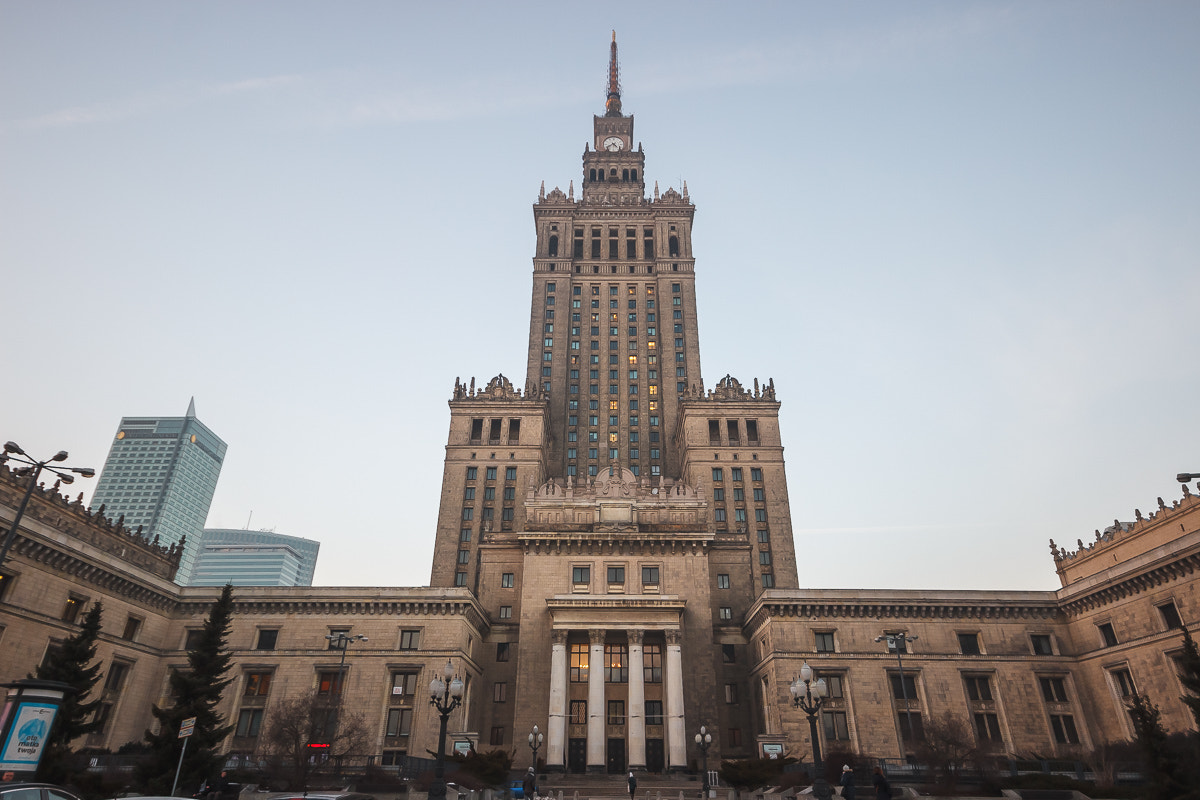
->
[{"left": 603, "top": 136, "right": 625, "bottom": 152}]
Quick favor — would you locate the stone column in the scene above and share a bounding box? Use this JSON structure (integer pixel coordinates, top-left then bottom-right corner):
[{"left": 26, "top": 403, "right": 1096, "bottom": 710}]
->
[
  {"left": 627, "top": 629, "right": 647, "bottom": 771},
  {"left": 665, "top": 628, "right": 686, "bottom": 771},
  {"left": 546, "top": 631, "right": 568, "bottom": 771},
  {"left": 587, "top": 629, "right": 607, "bottom": 772}
]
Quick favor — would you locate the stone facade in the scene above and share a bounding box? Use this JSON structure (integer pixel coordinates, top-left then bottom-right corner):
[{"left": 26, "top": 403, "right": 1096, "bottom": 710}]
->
[{"left": 2, "top": 37, "right": 1199, "bottom": 779}]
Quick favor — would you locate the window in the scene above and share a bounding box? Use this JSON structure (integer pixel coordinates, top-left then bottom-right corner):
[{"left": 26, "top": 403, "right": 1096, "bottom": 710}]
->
[
  {"left": 1098, "top": 622, "right": 1118, "bottom": 647},
  {"left": 958, "top": 633, "right": 981, "bottom": 655},
  {"left": 761, "top": 574, "right": 775, "bottom": 588},
  {"left": 391, "top": 671, "right": 418, "bottom": 698},
  {"left": 607, "top": 700, "right": 626, "bottom": 725},
  {"left": 758, "top": 530, "right": 769, "bottom": 543},
  {"left": 570, "top": 643, "right": 589, "bottom": 682},
  {"left": 719, "top": 607, "right": 732, "bottom": 621},
  {"left": 501, "top": 572, "right": 514, "bottom": 588},
  {"left": 898, "top": 712, "right": 925, "bottom": 742},
  {"left": 1050, "top": 714, "right": 1080, "bottom": 744},
  {"left": 890, "top": 674, "right": 918, "bottom": 700},
  {"left": 642, "top": 566, "right": 660, "bottom": 586},
  {"left": 494, "top": 681, "right": 508, "bottom": 702},
  {"left": 823, "top": 711, "right": 850, "bottom": 741},
  {"left": 0, "top": 571, "right": 12, "bottom": 602},
  {"left": 644, "top": 644, "right": 662, "bottom": 683},
  {"left": 236, "top": 708, "right": 264, "bottom": 738},
  {"left": 753, "top": 488, "right": 765, "bottom": 502},
  {"left": 723, "top": 683, "right": 739, "bottom": 704},
  {"left": 454, "top": 572, "right": 467, "bottom": 586},
  {"left": 605, "top": 644, "right": 628, "bottom": 682},
  {"left": 722, "top": 644, "right": 736, "bottom": 663},
  {"left": 814, "top": 632, "right": 835, "bottom": 653},
  {"left": 457, "top": 549, "right": 470, "bottom": 564},
  {"left": 964, "top": 675, "right": 993, "bottom": 702},
  {"left": 256, "top": 629, "right": 279, "bottom": 650},
  {"left": 885, "top": 634, "right": 910, "bottom": 654},
  {"left": 317, "top": 670, "right": 343, "bottom": 696},
  {"left": 645, "top": 699, "right": 663, "bottom": 725},
  {"left": 1031, "top": 634, "right": 1054, "bottom": 655},
  {"left": 717, "top": 574, "right": 730, "bottom": 589},
  {"left": 387, "top": 707, "right": 414, "bottom": 737},
  {"left": 751, "top": 468, "right": 763, "bottom": 481},
  {"left": 486, "top": 467, "right": 497, "bottom": 480},
  {"left": 573, "top": 565, "right": 590, "bottom": 585},
  {"left": 62, "top": 595, "right": 84, "bottom": 624},
  {"left": 759, "top": 551, "right": 771, "bottom": 566},
  {"left": 490, "top": 726, "right": 505, "bottom": 746},
  {"left": 499, "top": 606, "right": 512, "bottom": 619},
  {"left": 1159, "top": 601, "right": 1184, "bottom": 630},
  {"left": 570, "top": 699, "right": 587, "bottom": 725},
  {"left": 974, "top": 712, "right": 1003, "bottom": 744},
  {"left": 607, "top": 566, "right": 625, "bottom": 585},
  {"left": 184, "top": 629, "right": 205, "bottom": 650},
  {"left": 122, "top": 616, "right": 142, "bottom": 641},
  {"left": 1110, "top": 668, "right": 1134, "bottom": 697},
  {"left": 243, "top": 672, "right": 272, "bottom": 697},
  {"left": 712, "top": 468, "right": 723, "bottom": 481},
  {"left": 506, "top": 466, "right": 517, "bottom": 480},
  {"left": 400, "top": 629, "right": 421, "bottom": 650},
  {"left": 497, "top": 642, "right": 510, "bottom": 662},
  {"left": 713, "top": 488, "right": 725, "bottom": 501},
  {"left": 1039, "top": 676, "right": 1069, "bottom": 703},
  {"left": 820, "top": 674, "right": 845, "bottom": 699}
]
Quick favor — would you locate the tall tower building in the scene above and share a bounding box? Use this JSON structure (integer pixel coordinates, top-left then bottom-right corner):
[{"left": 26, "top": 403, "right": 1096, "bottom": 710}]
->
[
  {"left": 90, "top": 398, "right": 226, "bottom": 584},
  {"left": 188, "top": 528, "right": 320, "bottom": 587},
  {"left": 428, "top": 37, "right": 800, "bottom": 774}
]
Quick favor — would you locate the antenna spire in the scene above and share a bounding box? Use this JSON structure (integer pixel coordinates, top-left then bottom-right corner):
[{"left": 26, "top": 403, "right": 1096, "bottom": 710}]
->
[{"left": 605, "top": 31, "right": 622, "bottom": 117}]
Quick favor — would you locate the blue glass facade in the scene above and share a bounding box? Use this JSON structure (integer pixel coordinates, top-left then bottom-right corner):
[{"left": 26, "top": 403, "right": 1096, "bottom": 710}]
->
[
  {"left": 90, "top": 401, "right": 227, "bottom": 584},
  {"left": 188, "top": 528, "right": 320, "bottom": 586}
]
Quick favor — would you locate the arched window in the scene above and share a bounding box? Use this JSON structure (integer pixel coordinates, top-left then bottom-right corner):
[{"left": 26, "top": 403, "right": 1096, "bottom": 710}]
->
[
  {"left": 669, "top": 236, "right": 680, "bottom": 257},
  {"left": 631, "top": 169, "right": 638, "bottom": 182},
  {"left": 548, "top": 235, "right": 559, "bottom": 257}
]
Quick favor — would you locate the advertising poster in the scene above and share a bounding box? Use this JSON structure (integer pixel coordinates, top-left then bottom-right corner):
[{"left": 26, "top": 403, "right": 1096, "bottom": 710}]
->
[{"left": 0, "top": 702, "right": 59, "bottom": 772}]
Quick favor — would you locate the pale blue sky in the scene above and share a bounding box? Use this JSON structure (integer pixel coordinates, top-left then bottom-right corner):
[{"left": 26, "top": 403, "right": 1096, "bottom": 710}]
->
[{"left": 3, "top": 2, "right": 1197, "bottom": 590}]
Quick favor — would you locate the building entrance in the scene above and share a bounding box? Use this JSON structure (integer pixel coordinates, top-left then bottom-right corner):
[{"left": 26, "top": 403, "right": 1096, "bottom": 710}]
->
[
  {"left": 607, "top": 738, "right": 626, "bottom": 773},
  {"left": 646, "top": 739, "right": 664, "bottom": 773},
  {"left": 568, "top": 738, "right": 586, "bottom": 773}
]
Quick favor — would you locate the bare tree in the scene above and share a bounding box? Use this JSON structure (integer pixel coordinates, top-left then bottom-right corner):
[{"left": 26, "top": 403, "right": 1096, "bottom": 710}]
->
[
  {"left": 257, "top": 691, "right": 371, "bottom": 790},
  {"left": 914, "top": 713, "right": 977, "bottom": 794}
]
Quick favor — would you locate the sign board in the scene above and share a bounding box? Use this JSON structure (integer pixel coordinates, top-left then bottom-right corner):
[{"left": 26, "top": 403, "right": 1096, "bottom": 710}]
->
[
  {"left": 453, "top": 740, "right": 473, "bottom": 755},
  {"left": 0, "top": 701, "right": 59, "bottom": 772},
  {"left": 761, "top": 743, "right": 782, "bottom": 759},
  {"left": 178, "top": 717, "right": 197, "bottom": 739}
]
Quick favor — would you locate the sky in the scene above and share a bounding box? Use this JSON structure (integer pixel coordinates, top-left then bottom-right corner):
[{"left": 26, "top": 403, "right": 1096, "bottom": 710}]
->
[{"left": 2, "top": 1, "right": 1197, "bottom": 592}]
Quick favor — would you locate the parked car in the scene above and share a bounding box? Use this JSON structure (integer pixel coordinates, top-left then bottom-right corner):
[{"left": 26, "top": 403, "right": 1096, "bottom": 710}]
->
[
  {"left": 266, "top": 794, "right": 375, "bottom": 800},
  {"left": 0, "top": 784, "right": 86, "bottom": 800}
]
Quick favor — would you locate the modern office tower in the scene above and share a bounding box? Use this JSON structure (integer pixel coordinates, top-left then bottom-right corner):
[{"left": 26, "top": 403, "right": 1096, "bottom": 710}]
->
[
  {"left": 188, "top": 528, "right": 320, "bottom": 587},
  {"left": 90, "top": 398, "right": 226, "bottom": 584},
  {"left": 428, "top": 35, "right": 799, "bottom": 773}
]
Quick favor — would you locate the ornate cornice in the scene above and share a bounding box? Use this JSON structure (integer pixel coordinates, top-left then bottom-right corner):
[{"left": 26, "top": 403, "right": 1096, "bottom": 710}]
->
[
  {"left": 170, "top": 591, "right": 490, "bottom": 631},
  {"left": 8, "top": 535, "right": 179, "bottom": 611},
  {"left": 518, "top": 533, "right": 712, "bottom": 556},
  {"left": 747, "top": 593, "right": 1061, "bottom": 632},
  {"left": 1058, "top": 550, "right": 1200, "bottom": 617}
]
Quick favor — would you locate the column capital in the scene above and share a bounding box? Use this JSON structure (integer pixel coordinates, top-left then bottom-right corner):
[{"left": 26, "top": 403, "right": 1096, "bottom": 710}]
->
[
  {"left": 627, "top": 629, "right": 644, "bottom": 646},
  {"left": 552, "top": 630, "right": 569, "bottom": 647},
  {"left": 589, "top": 629, "right": 607, "bottom": 645},
  {"left": 665, "top": 628, "right": 682, "bottom": 646}
]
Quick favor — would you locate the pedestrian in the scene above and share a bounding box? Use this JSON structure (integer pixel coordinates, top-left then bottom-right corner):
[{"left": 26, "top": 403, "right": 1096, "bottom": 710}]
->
[
  {"left": 628, "top": 771, "right": 637, "bottom": 800},
  {"left": 872, "top": 766, "right": 891, "bottom": 800},
  {"left": 839, "top": 765, "right": 855, "bottom": 800},
  {"left": 523, "top": 766, "right": 536, "bottom": 800}
]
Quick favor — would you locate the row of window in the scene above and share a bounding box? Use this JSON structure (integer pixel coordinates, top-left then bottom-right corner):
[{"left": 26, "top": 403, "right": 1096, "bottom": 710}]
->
[
  {"left": 798, "top": 629, "right": 1061, "bottom": 658},
  {"left": 1096, "top": 600, "right": 1183, "bottom": 648},
  {"left": 468, "top": 420, "right": 522, "bottom": 446}
]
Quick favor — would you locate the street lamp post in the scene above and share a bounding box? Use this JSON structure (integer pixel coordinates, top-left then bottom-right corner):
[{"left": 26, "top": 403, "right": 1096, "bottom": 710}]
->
[
  {"left": 790, "top": 662, "right": 831, "bottom": 800},
  {"left": 428, "top": 659, "right": 465, "bottom": 800},
  {"left": 324, "top": 632, "right": 366, "bottom": 776},
  {"left": 875, "top": 633, "right": 918, "bottom": 749},
  {"left": 528, "top": 724, "right": 544, "bottom": 771},
  {"left": 0, "top": 442, "right": 94, "bottom": 571},
  {"left": 694, "top": 724, "right": 712, "bottom": 798}
]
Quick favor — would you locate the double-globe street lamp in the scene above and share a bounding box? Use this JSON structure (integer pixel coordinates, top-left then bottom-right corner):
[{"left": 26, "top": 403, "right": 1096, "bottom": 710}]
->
[
  {"left": 428, "top": 660, "right": 465, "bottom": 800},
  {"left": 875, "top": 633, "right": 918, "bottom": 747},
  {"left": 0, "top": 442, "right": 94, "bottom": 571},
  {"left": 789, "top": 663, "right": 832, "bottom": 800},
  {"left": 528, "top": 724, "right": 544, "bottom": 771},
  {"left": 694, "top": 724, "right": 713, "bottom": 798}
]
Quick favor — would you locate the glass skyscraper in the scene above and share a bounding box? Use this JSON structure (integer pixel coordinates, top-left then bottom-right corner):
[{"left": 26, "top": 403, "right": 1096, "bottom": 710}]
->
[
  {"left": 188, "top": 528, "right": 320, "bottom": 586},
  {"left": 90, "top": 398, "right": 227, "bottom": 584}
]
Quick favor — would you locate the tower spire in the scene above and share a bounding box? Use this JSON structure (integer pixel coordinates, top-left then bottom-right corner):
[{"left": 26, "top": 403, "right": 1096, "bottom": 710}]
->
[{"left": 605, "top": 31, "right": 622, "bottom": 117}]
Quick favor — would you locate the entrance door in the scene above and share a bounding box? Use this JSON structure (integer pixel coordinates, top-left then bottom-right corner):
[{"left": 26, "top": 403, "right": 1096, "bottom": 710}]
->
[
  {"left": 568, "top": 738, "right": 587, "bottom": 774},
  {"left": 607, "top": 737, "right": 626, "bottom": 774},
  {"left": 646, "top": 739, "right": 664, "bottom": 773}
]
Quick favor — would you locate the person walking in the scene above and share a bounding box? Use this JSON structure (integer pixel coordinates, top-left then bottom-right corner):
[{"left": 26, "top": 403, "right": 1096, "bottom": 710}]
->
[
  {"left": 628, "top": 771, "right": 637, "bottom": 800},
  {"left": 839, "top": 765, "right": 855, "bottom": 800},
  {"left": 523, "top": 766, "right": 537, "bottom": 800},
  {"left": 871, "top": 766, "right": 891, "bottom": 800}
]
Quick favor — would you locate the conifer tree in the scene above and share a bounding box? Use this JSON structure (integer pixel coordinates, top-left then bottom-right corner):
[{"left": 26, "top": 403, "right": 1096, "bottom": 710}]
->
[
  {"left": 1128, "top": 692, "right": 1190, "bottom": 800},
  {"left": 138, "top": 584, "right": 235, "bottom": 794},
  {"left": 1177, "top": 627, "right": 1200, "bottom": 731},
  {"left": 33, "top": 601, "right": 103, "bottom": 782}
]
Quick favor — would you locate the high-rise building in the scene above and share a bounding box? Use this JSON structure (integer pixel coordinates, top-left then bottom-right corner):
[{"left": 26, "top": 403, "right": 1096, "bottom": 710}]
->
[
  {"left": 429, "top": 35, "right": 798, "bottom": 772},
  {"left": 90, "top": 398, "right": 226, "bottom": 584},
  {"left": 188, "top": 528, "right": 320, "bottom": 587}
]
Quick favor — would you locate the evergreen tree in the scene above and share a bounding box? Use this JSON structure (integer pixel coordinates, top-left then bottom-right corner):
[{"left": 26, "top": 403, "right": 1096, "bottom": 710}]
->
[
  {"left": 137, "top": 584, "right": 236, "bottom": 794},
  {"left": 1177, "top": 627, "right": 1200, "bottom": 731},
  {"left": 1128, "top": 692, "right": 1191, "bottom": 800},
  {"left": 32, "top": 601, "right": 103, "bottom": 782}
]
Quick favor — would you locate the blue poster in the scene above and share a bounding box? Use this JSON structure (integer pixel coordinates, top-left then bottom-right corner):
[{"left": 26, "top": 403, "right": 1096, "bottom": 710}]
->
[{"left": 0, "top": 702, "right": 59, "bottom": 771}]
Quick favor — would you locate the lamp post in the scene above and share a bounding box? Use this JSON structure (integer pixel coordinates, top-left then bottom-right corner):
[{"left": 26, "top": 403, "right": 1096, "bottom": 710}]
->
[
  {"left": 875, "top": 633, "right": 917, "bottom": 749},
  {"left": 1178, "top": 472, "right": 1200, "bottom": 484},
  {"left": 694, "top": 724, "right": 712, "bottom": 798},
  {"left": 528, "top": 724, "right": 544, "bottom": 771},
  {"left": 789, "top": 663, "right": 831, "bottom": 800},
  {"left": 324, "top": 632, "right": 366, "bottom": 776},
  {"left": 0, "top": 442, "right": 94, "bottom": 571},
  {"left": 429, "top": 659, "right": 465, "bottom": 800}
]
